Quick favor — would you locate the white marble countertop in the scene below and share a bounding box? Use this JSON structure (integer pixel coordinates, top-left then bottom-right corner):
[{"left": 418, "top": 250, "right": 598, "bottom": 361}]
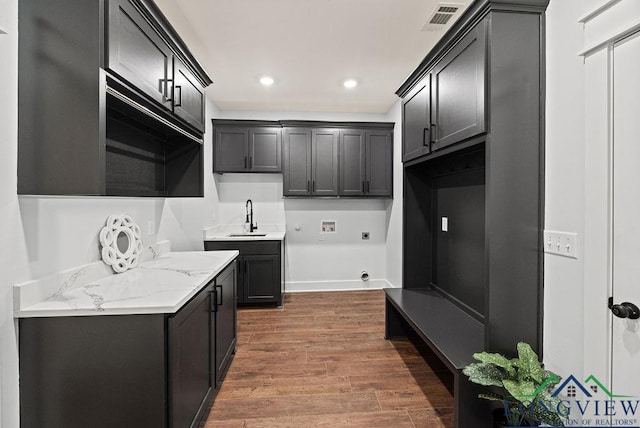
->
[
  {"left": 14, "top": 251, "right": 238, "bottom": 318},
  {"left": 203, "top": 224, "right": 286, "bottom": 241}
]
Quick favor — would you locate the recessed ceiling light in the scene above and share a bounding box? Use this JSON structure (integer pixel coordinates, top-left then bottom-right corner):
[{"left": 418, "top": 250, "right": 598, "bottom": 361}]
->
[
  {"left": 259, "top": 76, "right": 274, "bottom": 86},
  {"left": 343, "top": 79, "right": 358, "bottom": 89}
]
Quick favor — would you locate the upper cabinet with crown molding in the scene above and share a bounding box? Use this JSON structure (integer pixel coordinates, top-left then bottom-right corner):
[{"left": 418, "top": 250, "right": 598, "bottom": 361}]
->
[{"left": 18, "top": 0, "right": 211, "bottom": 196}]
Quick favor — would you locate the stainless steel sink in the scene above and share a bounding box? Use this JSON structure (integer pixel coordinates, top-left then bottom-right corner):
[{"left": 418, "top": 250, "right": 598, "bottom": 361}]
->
[{"left": 226, "top": 233, "right": 267, "bottom": 237}]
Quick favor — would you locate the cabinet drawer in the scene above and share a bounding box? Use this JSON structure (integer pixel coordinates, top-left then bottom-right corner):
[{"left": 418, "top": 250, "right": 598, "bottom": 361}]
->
[{"left": 205, "top": 240, "right": 281, "bottom": 255}]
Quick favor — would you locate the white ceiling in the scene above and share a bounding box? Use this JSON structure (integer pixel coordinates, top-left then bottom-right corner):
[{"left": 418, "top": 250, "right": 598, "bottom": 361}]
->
[{"left": 155, "top": 0, "right": 472, "bottom": 114}]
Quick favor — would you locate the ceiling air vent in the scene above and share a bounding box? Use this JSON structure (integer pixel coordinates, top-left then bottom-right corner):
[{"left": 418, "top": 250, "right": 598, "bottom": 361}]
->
[{"left": 422, "top": 3, "right": 464, "bottom": 31}]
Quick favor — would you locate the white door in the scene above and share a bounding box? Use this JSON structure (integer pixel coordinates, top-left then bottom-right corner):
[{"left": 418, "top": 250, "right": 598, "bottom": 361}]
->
[{"left": 611, "top": 30, "right": 640, "bottom": 399}]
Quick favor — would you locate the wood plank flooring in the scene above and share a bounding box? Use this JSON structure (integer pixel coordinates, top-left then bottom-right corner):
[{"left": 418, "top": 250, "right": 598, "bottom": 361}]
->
[{"left": 204, "top": 290, "right": 454, "bottom": 427}]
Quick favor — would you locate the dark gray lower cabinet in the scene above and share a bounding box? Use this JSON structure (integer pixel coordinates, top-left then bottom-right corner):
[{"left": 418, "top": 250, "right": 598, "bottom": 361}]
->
[
  {"left": 169, "top": 281, "right": 214, "bottom": 428},
  {"left": 205, "top": 241, "right": 284, "bottom": 306},
  {"left": 214, "top": 262, "right": 237, "bottom": 386},
  {"left": 19, "top": 260, "right": 237, "bottom": 428}
]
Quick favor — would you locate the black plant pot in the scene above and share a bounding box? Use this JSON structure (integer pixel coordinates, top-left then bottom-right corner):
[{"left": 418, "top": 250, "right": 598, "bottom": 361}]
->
[{"left": 492, "top": 408, "right": 540, "bottom": 427}]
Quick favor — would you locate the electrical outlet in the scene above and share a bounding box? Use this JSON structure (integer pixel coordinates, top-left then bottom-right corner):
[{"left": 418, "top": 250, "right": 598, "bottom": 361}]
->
[
  {"left": 319, "top": 233, "right": 325, "bottom": 241},
  {"left": 543, "top": 230, "right": 578, "bottom": 259},
  {"left": 362, "top": 232, "right": 370, "bottom": 240},
  {"left": 147, "top": 220, "right": 155, "bottom": 235}
]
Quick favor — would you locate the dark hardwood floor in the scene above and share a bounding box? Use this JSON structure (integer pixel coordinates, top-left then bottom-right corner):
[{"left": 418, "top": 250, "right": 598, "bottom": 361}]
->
[{"left": 204, "top": 290, "right": 454, "bottom": 427}]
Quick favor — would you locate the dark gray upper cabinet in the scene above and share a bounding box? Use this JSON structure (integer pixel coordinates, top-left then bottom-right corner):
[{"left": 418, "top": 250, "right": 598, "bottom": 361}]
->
[
  {"left": 213, "top": 121, "right": 282, "bottom": 173},
  {"left": 173, "top": 56, "right": 206, "bottom": 132},
  {"left": 431, "top": 21, "right": 487, "bottom": 150},
  {"left": 249, "top": 128, "right": 282, "bottom": 172},
  {"left": 311, "top": 129, "right": 340, "bottom": 196},
  {"left": 214, "top": 126, "right": 249, "bottom": 172},
  {"left": 283, "top": 121, "right": 394, "bottom": 198},
  {"left": 283, "top": 128, "right": 313, "bottom": 196},
  {"left": 18, "top": 0, "right": 212, "bottom": 196},
  {"left": 107, "top": 0, "right": 174, "bottom": 111},
  {"left": 339, "top": 130, "right": 366, "bottom": 196},
  {"left": 339, "top": 129, "right": 393, "bottom": 197},
  {"left": 365, "top": 130, "right": 393, "bottom": 197},
  {"left": 402, "top": 78, "right": 431, "bottom": 162}
]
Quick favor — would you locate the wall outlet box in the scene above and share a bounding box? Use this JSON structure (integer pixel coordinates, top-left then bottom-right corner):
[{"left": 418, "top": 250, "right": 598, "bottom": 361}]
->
[{"left": 543, "top": 230, "right": 578, "bottom": 259}]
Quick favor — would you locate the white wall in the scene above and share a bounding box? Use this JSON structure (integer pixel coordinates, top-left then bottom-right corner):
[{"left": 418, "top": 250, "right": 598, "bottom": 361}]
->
[
  {"left": 0, "top": 0, "right": 22, "bottom": 425},
  {"left": 544, "top": 0, "right": 602, "bottom": 378},
  {"left": 384, "top": 100, "right": 403, "bottom": 288}
]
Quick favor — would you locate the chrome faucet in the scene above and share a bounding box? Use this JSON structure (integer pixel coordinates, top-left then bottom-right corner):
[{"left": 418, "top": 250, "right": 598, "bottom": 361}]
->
[{"left": 245, "top": 199, "right": 257, "bottom": 232}]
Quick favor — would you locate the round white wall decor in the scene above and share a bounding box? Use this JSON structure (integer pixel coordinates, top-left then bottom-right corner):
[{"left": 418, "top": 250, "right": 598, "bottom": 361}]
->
[{"left": 99, "top": 214, "right": 143, "bottom": 273}]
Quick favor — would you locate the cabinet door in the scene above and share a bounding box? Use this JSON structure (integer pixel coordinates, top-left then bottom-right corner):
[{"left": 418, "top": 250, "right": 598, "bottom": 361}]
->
[
  {"left": 214, "top": 127, "right": 249, "bottom": 172},
  {"left": 173, "top": 56, "right": 205, "bottom": 133},
  {"left": 283, "top": 128, "right": 312, "bottom": 196},
  {"left": 249, "top": 127, "right": 282, "bottom": 172},
  {"left": 339, "top": 130, "right": 366, "bottom": 196},
  {"left": 168, "top": 283, "right": 213, "bottom": 428},
  {"left": 243, "top": 255, "right": 280, "bottom": 303},
  {"left": 366, "top": 130, "right": 393, "bottom": 197},
  {"left": 431, "top": 21, "right": 487, "bottom": 150},
  {"left": 107, "top": 0, "right": 173, "bottom": 110},
  {"left": 312, "top": 129, "right": 339, "bottom": 196},
  {"left": 214, "top": 261, "right": 237, "bottom": 387},
  {"left": 402, "top": 78, "right": 431, "bottom": 162}
]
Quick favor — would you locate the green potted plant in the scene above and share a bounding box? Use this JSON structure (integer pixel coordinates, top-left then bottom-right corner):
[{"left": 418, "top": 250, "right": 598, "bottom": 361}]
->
[{"left": 462, "top": 342, "right": 566, "bottom": 427}]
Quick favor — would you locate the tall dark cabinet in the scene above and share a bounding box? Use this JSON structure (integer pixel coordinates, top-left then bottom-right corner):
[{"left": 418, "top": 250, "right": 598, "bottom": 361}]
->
[
  {"left": 387, "top": 1, "right": 548, "bottom": 426},
  {"left": 18, "top": 0, "right": 212, "bottom": 196}
]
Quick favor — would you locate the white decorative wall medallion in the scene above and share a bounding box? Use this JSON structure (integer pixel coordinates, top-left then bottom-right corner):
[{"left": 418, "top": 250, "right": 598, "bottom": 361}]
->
[{"left": 99, "top": 214, "right": 143, "bottom": 273}]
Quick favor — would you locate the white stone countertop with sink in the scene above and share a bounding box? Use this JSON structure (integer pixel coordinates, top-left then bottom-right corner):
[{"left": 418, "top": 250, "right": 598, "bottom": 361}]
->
[
  {"left": 14, "top": 241, "right": 238, "bottom": 318},
  {"left": 203, "top": 224, "right": 286, "bottom": 241}
]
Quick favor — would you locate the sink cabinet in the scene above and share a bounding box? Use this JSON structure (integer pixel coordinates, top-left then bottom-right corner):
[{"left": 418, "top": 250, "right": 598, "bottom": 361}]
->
[
  {"left": 205, "top": 241, "right": 284, "bottom": 306},
  {"left": 19, "top": 260, "right": 237, "bottom": 428}
]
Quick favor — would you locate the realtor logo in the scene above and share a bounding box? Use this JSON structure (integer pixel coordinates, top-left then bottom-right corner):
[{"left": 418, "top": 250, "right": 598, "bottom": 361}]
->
[{"left": 549, "top": 374, "right": 639, "bottom": 426}]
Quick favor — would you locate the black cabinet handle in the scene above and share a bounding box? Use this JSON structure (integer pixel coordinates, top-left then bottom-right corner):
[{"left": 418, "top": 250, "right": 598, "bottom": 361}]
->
[
  {"left": 423, "top": 128, "right": 429, "bottom": 146},
  {"left": 430, "top": 124, "right": 436, "bottom": 145},
  {"left": 307, "top": 180, "right": 310, "bottom": 192},
  {"left": 244, "top": 156, "right": 247, "bottom": 169},
  {"left": 362, "top": 181, "right": 365, "bottom": 192},
  {"left": 210, "top": 290, "right": 217, "bottom": 313},
  {"left": 366, "top": 181, "right": 370, "bottom": 192},
  {"left": 216, "top": 285, "right": 223, "bottom": 306},
  {"left": 174, "top": 85, "right": 182, "bottom": 107}
]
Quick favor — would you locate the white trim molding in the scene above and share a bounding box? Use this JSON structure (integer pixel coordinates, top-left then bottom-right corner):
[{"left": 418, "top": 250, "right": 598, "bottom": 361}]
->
[
  {"left": 579, "top": 0, "right": 640, "bottom": 57},
  {"left": 285, "top": 279, "right": 396, "bottom": 293}
]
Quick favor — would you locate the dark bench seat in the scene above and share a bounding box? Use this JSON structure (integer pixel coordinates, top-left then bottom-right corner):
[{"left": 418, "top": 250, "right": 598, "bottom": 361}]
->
[{"left": 384, "top": 288, "right": 491, "bottom": 427}]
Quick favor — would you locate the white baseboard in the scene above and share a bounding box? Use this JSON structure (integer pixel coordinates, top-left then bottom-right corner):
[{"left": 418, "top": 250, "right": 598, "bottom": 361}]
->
[{"left": 285, "top": 279, "right": 396, "bottom": 293}]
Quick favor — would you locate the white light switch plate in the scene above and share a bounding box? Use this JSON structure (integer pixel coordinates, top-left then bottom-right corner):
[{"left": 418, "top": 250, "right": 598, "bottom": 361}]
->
[{"left": 543, "top": 230, "right": 578, "bottom": 259}]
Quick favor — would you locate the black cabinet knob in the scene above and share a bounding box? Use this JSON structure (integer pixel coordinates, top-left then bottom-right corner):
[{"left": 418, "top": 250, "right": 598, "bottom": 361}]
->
[{"left": 610, "top": 301, "right": 640, "bottom": 320}]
